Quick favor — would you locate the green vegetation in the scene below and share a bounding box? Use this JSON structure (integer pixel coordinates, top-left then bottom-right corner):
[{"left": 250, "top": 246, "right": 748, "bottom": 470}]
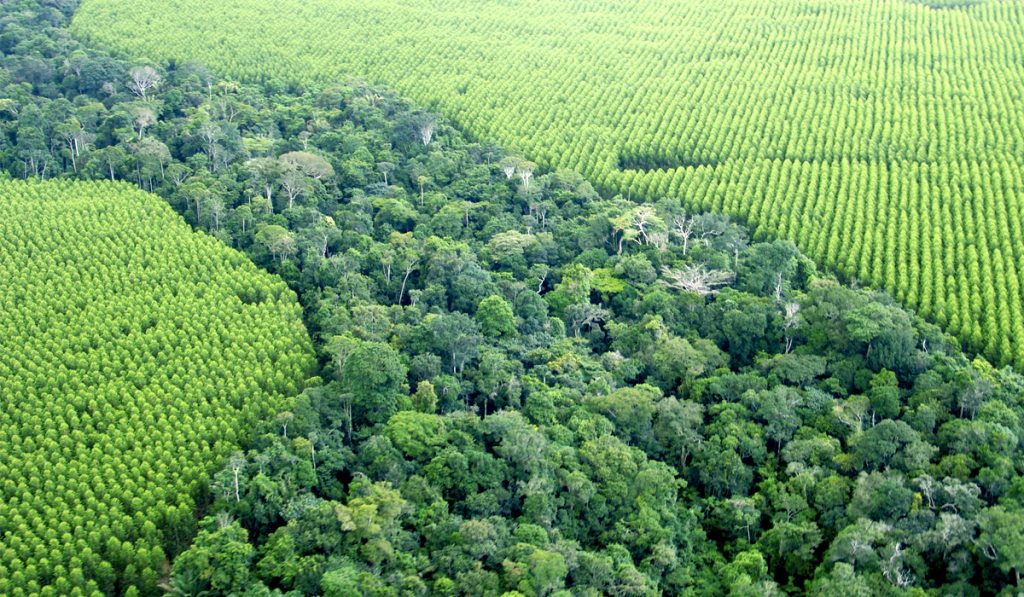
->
[
  {"left": 71, "top": 0, "right": 1024, "bottom": 370},
  {"left": 4, "top": 1, "right": 1024, "bottom": 594},
  {"left": 0, "top": 179, "right": 314, "bottom": 595},
  {"left": 151, "top": 82, "right": 1024, "bottom": 592}
]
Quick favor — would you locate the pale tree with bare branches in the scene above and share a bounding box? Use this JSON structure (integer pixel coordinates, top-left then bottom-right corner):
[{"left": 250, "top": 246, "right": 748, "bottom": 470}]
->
[
  {"left": 610, "top": 205, "right": 665, "bottom": 254},
  {"left": 517, "top": 160, "right": 536, "bottom": 189},
  {"left": 279, "top": 164, "right": 311, "bottom": 209},
  {"left": 660, "top": 264, "right": 733, "bottom": 296},
  {"left": 228, "top": 451, "right": 245, "bottom": 502},
  {"left": 128, "top": 66, "right": 161, "bottom": 100},
  {"left": 672, "top": 214, "right": 697, "bottom": 254},
  {"left": 500, "top": 156, "right": 517, "bottom": 179},
  {"left": 783, "top": 302, "right": 801, "bottom": 353},
  {"left": 130, "top": 105, "right": 156, "bottom": 139},
  {"left": 419, "top": 120, "right": 436, "bottom": 145}
]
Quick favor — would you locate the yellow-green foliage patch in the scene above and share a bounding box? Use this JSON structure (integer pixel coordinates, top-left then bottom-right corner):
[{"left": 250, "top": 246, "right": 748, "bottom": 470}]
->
[
  {"left": 0, "top": 179, "right": 314, "bottom": 595},
  {"left": 73, "top": 0, "right": 1024, "bottom": 368}
]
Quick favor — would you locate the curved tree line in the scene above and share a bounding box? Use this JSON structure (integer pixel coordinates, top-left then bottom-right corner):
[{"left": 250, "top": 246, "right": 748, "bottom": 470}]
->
[
  {"left": 0, "top": 179, "right": 315, "bottom": 595},
  {"left": 70, "top": 0, "right": 1024, "bottom": 369},
  {"left": 4, "top": 2, "right": 1024, "bottom": 594}
]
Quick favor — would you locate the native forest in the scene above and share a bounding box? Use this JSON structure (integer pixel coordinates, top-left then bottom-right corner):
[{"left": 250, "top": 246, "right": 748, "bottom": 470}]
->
[{"left": 2, "top": 0, "right": 1024, "bottom": 595}]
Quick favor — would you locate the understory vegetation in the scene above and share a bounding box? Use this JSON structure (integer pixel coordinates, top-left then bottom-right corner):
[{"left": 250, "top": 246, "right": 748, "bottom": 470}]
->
[{"left": 3, "top": 1, "right": 1024, "bottom": 595}]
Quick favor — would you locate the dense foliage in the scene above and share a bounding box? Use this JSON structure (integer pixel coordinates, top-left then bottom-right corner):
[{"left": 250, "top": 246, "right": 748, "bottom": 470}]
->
[
  {"left": 0, "top": 179, "right": 314, "bottom": 596},
  {"left": 70, "top": 0, "right": 1024, "bottom": 371},
  {"left": 5, "top": 1, "right": 1024, "bottom": 595},
  {"left": 157, "top": 96, "right": 1024, "bottom": 593}
]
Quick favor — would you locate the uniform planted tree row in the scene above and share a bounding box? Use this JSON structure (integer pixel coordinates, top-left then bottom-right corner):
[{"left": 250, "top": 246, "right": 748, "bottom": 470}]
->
[
  {"left": 71, "top": 0, "right": 1024, "bottom": 368},
  {"left": 5, "top": 3, "right": 1024, "bottom": 590},
  {"left": 0, "top": 179, "right": 315, "bottom": 595}
]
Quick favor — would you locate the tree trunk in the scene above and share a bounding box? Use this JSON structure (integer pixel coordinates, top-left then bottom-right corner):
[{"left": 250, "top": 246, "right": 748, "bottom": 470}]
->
[
  {"left": 344, "top": 399, "right": 353, "bottom": 445},
  {"left": 397, "top": 268, "right": 413, "bottom": 304}
]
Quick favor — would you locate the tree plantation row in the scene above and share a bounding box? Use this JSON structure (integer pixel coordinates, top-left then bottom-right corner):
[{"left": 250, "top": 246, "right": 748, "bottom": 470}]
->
[
  {"left": 71, "top": 0, "right": 1024, "bottom": 370},
  {"left": 5, "top": 1, "right": 1024, "bottom": 594},
  {"left": 152, "top": 85, "right": 1024, "bottom": 593},
  {"left": 0, "top": 179, "right": 315, "bottom": 595}
]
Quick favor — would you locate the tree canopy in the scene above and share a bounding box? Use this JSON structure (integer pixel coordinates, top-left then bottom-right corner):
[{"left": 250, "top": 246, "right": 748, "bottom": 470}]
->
[
  {"left": 2, "top": 2, "right": 1024, "bottom": 594},
  {"left": 0, "top": 179, "right": 314, "bottom": 595},
  {"left": 71, "top": 0, "right": 1024, "bottom": 370}
]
